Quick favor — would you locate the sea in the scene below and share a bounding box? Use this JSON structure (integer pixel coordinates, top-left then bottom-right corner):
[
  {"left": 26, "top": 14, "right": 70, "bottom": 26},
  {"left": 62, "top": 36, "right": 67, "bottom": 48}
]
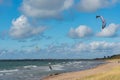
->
[{"left": 0, "top": 60, "right": 105, "bottom": 80}]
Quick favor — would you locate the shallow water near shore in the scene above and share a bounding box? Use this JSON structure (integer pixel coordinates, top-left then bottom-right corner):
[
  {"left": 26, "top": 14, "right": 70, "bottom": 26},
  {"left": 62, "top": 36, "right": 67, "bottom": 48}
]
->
[{"left": 0, "top": 60, "right": 105, "bottom": 80}]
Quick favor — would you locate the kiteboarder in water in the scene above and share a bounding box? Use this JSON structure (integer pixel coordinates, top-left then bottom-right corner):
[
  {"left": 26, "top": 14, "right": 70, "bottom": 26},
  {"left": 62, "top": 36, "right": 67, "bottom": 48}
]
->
[
  {"left": 96, "top": 16, "right": 106, "bottom": 30},
  {"left": 49, "top": 65, "right": 52, "bottom": 70},
  {"left": 48, "top": 63, "right": 52, "bottom": 70}
]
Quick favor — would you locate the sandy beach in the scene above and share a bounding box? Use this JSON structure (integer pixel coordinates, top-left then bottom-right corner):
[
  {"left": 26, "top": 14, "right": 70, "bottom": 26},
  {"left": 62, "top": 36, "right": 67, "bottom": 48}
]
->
[{"left": 43, "top": 59, "right": 120, "bottom": 80}]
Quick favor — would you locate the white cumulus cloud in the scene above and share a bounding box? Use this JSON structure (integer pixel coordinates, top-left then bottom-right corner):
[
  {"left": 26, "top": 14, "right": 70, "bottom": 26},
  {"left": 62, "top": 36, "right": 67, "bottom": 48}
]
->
[
  {"left": 68, "top": 25, "right": 93, "bottom": 38},
  {"left": 9, "top": 15, "right": 47, "bottom": 39},
  {"left": 96, "top": 23, "right": 120, "bottom": 37},
  {"left": 21, "top": 0, "right": 73, "bottom": 19},
  {"left": 1, "top": 41, "right": 120, "bottom": 59},
  {"left": 70, "top": 41, "right": 120, "bottom": 55},
  {"left": 77, "top": 0, "right": 119, "bottom": 12}
]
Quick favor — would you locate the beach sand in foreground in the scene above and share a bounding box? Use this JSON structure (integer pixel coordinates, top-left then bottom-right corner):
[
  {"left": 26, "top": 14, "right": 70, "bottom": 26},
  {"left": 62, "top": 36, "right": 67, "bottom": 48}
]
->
[{"left": 43, "top": 59, "right": 120, "bottom": 80}]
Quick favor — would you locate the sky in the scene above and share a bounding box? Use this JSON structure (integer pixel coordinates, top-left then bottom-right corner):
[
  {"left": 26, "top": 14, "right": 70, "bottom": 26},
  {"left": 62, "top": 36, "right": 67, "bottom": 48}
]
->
[{"left": 0, "top": 0, "right": 120, "bottom": 59}]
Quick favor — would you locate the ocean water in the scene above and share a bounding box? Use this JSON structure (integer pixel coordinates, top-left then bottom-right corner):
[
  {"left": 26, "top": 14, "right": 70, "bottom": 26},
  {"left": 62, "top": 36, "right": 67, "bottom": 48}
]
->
[{"left": 0, "top": 60, "right": 105, "bottom": 80}]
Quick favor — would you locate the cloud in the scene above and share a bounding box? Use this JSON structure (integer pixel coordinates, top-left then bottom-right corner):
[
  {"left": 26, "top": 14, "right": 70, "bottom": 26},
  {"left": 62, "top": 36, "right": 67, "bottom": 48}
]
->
[
  {"left": 0, "top": 49, "right": 8, "bottom": 54},
  {"left": 96, "top": 23, "right": 120, "bottom": 37},
  {"left": 68, "top": 25, "right": 93, "bottom": 38},
  {"left": 21, "top": 0, "right": 73, "bottom": 19},
  {"left": 46, "top": 41, "right": 120, "bottom": 56},
  {"left": 9, "top": 15, "right": 47, "bottom": 39},
  {"left": 77, "top": 0, "right": 119, "bottom": 12},
  {"left": 68, "top": 23, "right": 120, "bottom": 38},
  {"left": 0, "top": 41, "right": 120, "bottom": 59},
  {"left": 89, "top": 41, "right": 118, "bottom": 50}
]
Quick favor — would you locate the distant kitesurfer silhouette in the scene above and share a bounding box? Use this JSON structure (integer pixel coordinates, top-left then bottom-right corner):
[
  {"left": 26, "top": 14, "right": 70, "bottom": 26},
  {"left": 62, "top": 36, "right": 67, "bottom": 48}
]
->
[
  {"left": 49, "top": 65, "right": 52, "bottom": 70},
  {"left": 48, "top": 63, "right": 52, "bottom": 70}
]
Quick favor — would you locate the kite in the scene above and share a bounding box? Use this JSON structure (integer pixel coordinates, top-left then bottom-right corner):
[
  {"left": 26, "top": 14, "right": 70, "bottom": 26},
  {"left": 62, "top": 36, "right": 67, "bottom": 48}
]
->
[{"left": 96, "top": 16, "right": 106, "bottom": 29}]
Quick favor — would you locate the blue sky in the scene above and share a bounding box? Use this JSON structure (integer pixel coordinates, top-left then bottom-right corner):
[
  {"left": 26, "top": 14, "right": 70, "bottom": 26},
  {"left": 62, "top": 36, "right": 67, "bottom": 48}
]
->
[{"left": 0, "top": 0, "right": 120, "bottom": 59}]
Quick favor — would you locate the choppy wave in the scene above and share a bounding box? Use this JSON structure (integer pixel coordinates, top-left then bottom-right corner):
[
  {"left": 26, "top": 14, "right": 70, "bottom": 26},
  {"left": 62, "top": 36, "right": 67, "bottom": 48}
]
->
[
  {"left": 0, "top": 69, "right": 19, "bottom": 76},
  {"left": 0, "top": 69, "right": 19, "bottom": 73},
  {"left": 23, "top": 65, "right": 37, "bottom": 69},
  {"left": 0, "top": 60, "right": 105, "bottom": 80},
  {"left": 52, "top": 64, "right": 64, "bottom": 70}
]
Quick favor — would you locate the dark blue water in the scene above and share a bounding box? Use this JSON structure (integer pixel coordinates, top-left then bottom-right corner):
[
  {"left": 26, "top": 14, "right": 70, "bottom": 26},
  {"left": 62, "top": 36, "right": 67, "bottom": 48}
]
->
[{"left": 0, "top": 60, "right": 105, "bottom": 80}]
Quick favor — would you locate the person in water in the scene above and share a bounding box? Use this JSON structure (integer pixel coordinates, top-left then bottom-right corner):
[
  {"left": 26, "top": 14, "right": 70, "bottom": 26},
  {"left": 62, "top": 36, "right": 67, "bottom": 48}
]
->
[
  {"left": 49, "top": 65, "right": 52, "bottom": 70},
  {"left": 48, "top": 63, "right": 52, "bottom": 70}
]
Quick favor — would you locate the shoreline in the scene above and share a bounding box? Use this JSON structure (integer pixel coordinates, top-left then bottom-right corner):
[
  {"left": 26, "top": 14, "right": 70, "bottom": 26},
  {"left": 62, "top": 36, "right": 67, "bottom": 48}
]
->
[{"left": 43, "top": 59, "right": 120, "bottom": 80}]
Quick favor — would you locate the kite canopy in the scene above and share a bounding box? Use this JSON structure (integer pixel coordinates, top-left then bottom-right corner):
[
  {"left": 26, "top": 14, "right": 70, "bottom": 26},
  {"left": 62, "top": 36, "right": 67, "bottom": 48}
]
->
[{"left": 96, "top": 15, "right": 106, "bottom": 29}]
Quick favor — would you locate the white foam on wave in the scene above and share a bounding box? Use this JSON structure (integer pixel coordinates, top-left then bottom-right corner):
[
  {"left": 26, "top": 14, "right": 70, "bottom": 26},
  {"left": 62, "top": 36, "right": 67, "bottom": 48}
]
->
[
  {"left": 0, "top": 69, "right": 19, "bottom": 73},
  {"left": 73, "top": 61, "right": 82, "bottom": 64},
  {"left": 52, "top": 64, "right": 64, "bottom": 70},
  {"left": 23, "top": 65, "right": 37, "bottom": 69},
  {"left": 65, "top": 61, "right": 82, "bottom": 66},
  {"left": 32, "top": 66, "right": 51, "bottom": 72}
]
